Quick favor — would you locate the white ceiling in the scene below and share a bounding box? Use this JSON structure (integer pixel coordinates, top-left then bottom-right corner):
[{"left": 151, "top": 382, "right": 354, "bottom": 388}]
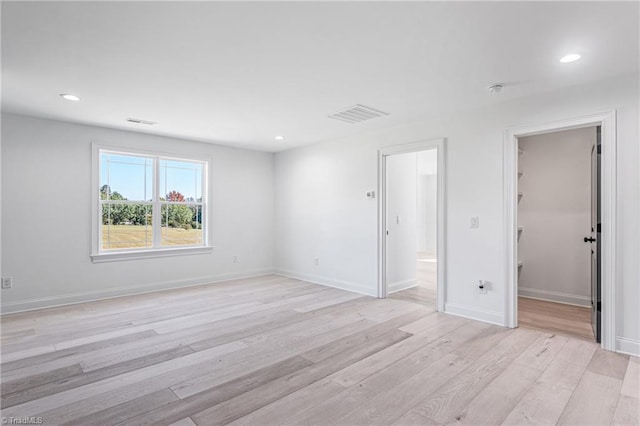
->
[{"left": 2, "top": 1, "right": 638, "bottom": 152}]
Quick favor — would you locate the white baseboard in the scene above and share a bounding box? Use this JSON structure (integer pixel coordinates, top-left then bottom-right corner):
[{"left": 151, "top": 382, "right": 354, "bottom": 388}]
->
[
  {"left": 0, "top": 268, "right": 277, "bottom": 315},
  {"left": 615, "top": 336, "right": 640, "bottom": 357},
  {"left": 274, "top": 269, "right": 377, "bottom": 297},
  {"left": 388, "top": 279, "right": 417, "bottom": 294},
  {"left": 518, "top": 287, "right": 591, "bottom": 308},
  {"left": 444, "top": 302, "right": 504, "bottom": 326}
]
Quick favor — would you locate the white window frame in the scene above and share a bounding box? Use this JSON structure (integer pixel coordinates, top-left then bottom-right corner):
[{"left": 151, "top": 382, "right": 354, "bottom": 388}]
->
[{"left": 91, "top": 143, "right": 213, "bottom": 263}]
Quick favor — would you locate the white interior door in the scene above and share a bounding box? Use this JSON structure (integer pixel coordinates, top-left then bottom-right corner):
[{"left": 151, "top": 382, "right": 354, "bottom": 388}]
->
[{"left": 589, "top": 127, "right": 602, "bottom": 342}]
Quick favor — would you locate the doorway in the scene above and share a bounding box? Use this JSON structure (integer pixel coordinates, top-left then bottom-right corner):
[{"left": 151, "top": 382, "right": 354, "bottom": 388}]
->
[
  {"left": 378, "top": 138, "right": 446, "bottom": 313},
  {"left": 516, "top": 126, "right": 599, "bottom": 341},
  {"left": 504, "top": 111, "right": 616, "bottom": 351}
]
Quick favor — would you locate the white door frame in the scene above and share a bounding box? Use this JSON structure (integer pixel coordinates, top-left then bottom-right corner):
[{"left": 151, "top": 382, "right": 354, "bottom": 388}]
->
[
  {"left": 378, "top": 138, "right": 446, "bottom": 313},
  {"left": 503, "top": 111, "right": 617, "bottom": 351}
]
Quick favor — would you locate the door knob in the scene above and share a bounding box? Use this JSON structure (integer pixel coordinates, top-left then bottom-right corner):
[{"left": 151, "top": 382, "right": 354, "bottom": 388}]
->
[{"left": 584, "top": 237, "right": 596, "bottom": 243}]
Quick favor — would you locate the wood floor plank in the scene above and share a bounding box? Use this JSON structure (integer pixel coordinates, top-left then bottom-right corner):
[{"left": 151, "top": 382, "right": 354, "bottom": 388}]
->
[
  {"left": 1, "top": 340, "right": 247, "bottom": 418},
  {"left": 518, "top": 296, "right": 593, "bottom": 341},
  {"left": 329, "top": 316, "right": 474, "bottom": 389},
  {"left": 611, "top": 395, "right": 640, "bottom": 426},
  {"left": 293, "top": 291, "right": 365, "bottom": 313},
  {"left": 1, "top": 364, "right": 84, "bottom": 397},
  {"left": 119, "top": 356, "right": 313, "bottom": 426},
  {"left": 227, "top": 378, "right": 345, "bottom": 426},
  {"left": 1, "top": 330, "right": 158, "bottom": 372},
  {"left": 621, "top": 356, "right": 640, "bottom": 399},
  {"left": 1, "top": 275, "right": 635, "bottom": 426},
  {"left": 588, "top": 346, "right": 631, "bottom": 380},
  {"left": 167, "top": 418, "right": 197, "bottom": 426},
  {"left": 0, "top": 344, "right": 56, "bottom": 363},
  {"left": 397, "top": 311, "right": 452, "bottom": 335},
  {"left": 170, "top": 318, "right": 377, "bottom": 399},
  {"left": 2, "top": 345, "right": 194, "bottom": 409},
  {"left": 451, "top": 361, "right": 541, "bottom": 424},
  {"left": 450, "top": 323, "right": 513, "bottom": 360},
  {"left": 300, "top": 309, "right": 426, "bottom": 363},
  {"left": 558, "top": 370, "right": 622, "bottom": 425},
  {"left": 292, "top": 321, "right": 490, "bottom": 426},
  {"left": 503, "top": 381, "right": 574, "bottom": 425},
  {"left": 511, "top": 332, "right": 569, "bottom": 371},
  {"left": 63, "top": 388, "right": 179, "bottom": 426},
  {"left": 391, "top": 409, "right": 441, "bottom": 426},
  {"left": 554, "top": 336, "right": 599, "bottom": 369},
  {"left": 410, "top": 328, "right": 540, "bottom": 424},
  {"left": 502, "top": 334, "right": 597, "bottom": 425},
  {"left": 334, "top": 353, "right": 470, "bottom": 425},
  {"left": 190, "top": 329, "right": 412, "bottom": 425}
]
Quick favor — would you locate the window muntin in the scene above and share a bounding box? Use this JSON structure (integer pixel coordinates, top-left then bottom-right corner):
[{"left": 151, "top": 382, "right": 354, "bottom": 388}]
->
[{"left": 99, "top": 150, "right": 206, "bottom": 253}]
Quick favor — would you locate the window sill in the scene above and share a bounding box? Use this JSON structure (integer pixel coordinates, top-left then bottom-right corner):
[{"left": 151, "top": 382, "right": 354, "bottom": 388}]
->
[{"left": 91, "top": 246, "right": 213, "bottom": 263}]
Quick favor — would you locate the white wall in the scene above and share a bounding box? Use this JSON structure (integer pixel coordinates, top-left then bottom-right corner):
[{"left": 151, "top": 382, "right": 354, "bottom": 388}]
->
[
  {"left": 386, "top": 152, "right": 417, "bottom": 292},
  {"left": 417, "top": 149, "right": 438, "bottom": 253},
  {"left": 1, "top": 114, "right": 275, "bottom": 312},
  {"left": 274, "top": 73, "right": 639, "bottom": 354},
  {"left": 517, "top": 127, "right": 595, "bottom": 307}
]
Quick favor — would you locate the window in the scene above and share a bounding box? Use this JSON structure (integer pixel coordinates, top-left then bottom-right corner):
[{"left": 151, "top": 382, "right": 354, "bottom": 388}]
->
[{"left": 92, "top": 146, "right": 210, "bottom": 262}]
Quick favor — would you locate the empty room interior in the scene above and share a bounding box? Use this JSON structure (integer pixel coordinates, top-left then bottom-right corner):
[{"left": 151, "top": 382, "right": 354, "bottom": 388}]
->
[{"left": 1, "top": 2, "right": 639, "bottom": 425}]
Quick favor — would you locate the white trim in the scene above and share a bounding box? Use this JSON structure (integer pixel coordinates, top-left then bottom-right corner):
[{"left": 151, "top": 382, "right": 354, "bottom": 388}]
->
[
  {"left": 378, "top": 138, "right": 446, "bottom": 313},
  {"left": 91, "top": 142, "right": 212, "bottom": 260},
  {"left": 274, "top": 269, "right": 376, "bottom": 297},
  {"left": 91, "top": 246, "right": 213, "bottom": 263},
  {"left": 388, "top": 279, "right": 417, "bottom": 294},
  {"left": 444, "top": 302, "right": 504, "bottom": 326},
  {"left": 518, "top": 288, "right": 591, "bottom": 308},
  {"left": 503, "top": 111, "right": 617, "bottom": 352},
  {"left": 615, "top": 337, "right": 640, "bottom": 357},
  {"left": 0, "top": 268, "right": 276, "bottom": 315}
]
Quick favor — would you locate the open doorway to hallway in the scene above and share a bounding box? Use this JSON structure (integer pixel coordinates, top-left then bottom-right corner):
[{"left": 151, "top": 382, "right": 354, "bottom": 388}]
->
[{"left": 384, "top": 149, "right": 438, "bottom": 307}]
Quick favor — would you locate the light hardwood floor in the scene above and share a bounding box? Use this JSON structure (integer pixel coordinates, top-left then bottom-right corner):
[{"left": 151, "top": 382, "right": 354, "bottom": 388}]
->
[
  {"left": 1, "top": 275, "right": 638, "bottom": 425},
  {"left": 389, "top": 254, "right": 437, "bottom": 306},
  {"left": 518, "top": 297, "right": 594, "bottom": 341}
]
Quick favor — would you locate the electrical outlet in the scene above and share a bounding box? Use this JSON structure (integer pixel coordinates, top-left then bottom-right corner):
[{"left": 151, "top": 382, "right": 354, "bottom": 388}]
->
[
  {"left": 232, "top": 256, "right": 239, "bottom": 263},
  {"left": 2, "top": 277, "right": 12, "bottom": 289},
  {"left": 314, "top": 258, "right": 320, "bottom": 266}
]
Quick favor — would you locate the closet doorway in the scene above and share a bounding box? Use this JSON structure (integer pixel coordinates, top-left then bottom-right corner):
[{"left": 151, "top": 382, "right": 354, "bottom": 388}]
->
[
  {"left": 504, "top": 111, "right": 617, "bottom": 351},
  {"left": 378, "top": 139, "right": 446, "bottom": 313},
  {"left": 516, "top": 127, "right": 599, "bottom": 341}
]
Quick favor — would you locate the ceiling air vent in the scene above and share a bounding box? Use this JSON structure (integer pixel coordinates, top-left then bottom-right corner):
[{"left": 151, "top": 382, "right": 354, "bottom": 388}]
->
[
  {"left": 126, "top": 118, "right": 157, "bottom": 125},
  {"left": 328, "top": 104, "right": 389, "bottom": 124}
]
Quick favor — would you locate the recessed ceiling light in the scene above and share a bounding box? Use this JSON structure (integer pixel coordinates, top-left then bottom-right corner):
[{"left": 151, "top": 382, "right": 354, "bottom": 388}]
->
[
  {"left": 274, "top": 135, "right": 285, "bottom": 141},
  {"left": 560, "top": 53, "right": 581, "bottom": 63},
  {"left": 60, "top": 93, "right": 80, "bottom": 101}
]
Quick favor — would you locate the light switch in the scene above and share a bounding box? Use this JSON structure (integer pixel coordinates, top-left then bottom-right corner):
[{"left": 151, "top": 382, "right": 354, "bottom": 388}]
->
[{"left": 471, "top": 217, "right": 479, "bottom": 228}]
